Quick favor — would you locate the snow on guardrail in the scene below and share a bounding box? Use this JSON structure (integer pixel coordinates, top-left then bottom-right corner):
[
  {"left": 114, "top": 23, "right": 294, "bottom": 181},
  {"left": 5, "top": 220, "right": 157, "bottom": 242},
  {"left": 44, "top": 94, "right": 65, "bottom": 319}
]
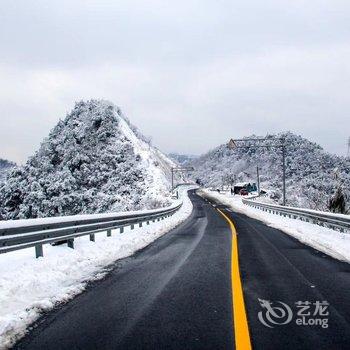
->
[
  {"left": 199, "top": 189, "right": 350, "bottom": 265},
  {"left": 0, "top": 199, "right": 184, "bottom": 258},
  {"left": 243, "top": 198, "right": 350, "bottom": 233}
]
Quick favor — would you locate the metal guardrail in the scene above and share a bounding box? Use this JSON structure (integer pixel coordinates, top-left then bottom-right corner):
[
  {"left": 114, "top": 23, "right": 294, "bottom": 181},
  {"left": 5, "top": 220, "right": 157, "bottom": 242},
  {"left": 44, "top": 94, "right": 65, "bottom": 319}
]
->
[
  {"left": 0, "top": 202, "right": 182, "bottom": 258},
  {"left": 242, "top": 199, "right": 350, "bottom": 233}
]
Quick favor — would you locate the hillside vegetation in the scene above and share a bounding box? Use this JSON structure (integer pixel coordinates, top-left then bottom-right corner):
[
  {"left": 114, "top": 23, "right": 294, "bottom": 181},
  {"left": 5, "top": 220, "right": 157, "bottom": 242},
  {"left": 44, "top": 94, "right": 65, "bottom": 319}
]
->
[
  {"left": 0, "top": 159, "right": 16, "bottom": 182},
  {"left": 0, "top": 100, "right": 173, "bottom": 220},
  {"left": 189, "top": 132, "right": 350, "bottom": 212}
]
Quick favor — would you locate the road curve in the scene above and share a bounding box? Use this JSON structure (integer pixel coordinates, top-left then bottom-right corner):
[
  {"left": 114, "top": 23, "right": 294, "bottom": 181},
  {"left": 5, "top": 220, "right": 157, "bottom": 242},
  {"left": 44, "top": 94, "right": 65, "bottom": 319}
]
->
[{"left": 14, "top": 190, "right": 350, "bottom": 349}]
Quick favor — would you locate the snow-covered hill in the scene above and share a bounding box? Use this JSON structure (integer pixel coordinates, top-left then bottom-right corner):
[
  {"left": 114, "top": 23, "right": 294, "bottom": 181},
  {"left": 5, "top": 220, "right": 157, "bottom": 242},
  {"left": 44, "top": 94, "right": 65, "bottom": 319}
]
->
[
  {"left": 0, "top": 159, "right": 16, "bottom": 182},
  {"left": 189, "top": 132, "right": 350, "bottom": 212},
  {"left": 168, "top": 153, "right": 198, "bottom": 165},
  {"left": 0, "top": 100, "right": 175, "bottom": 220}
]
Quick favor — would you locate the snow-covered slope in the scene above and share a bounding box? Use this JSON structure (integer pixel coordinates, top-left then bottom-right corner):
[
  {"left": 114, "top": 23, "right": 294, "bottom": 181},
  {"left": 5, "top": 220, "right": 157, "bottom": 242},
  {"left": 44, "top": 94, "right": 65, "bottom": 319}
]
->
[
  {"left": 168, "top": 153, "right": 198, "bottom": 165},
  {"left": 189, "top": 132, "right": 350, "bottom": 212},
  {"left": 0, "top": 100, "right": 174, "bottom": 220},
  {"left": 0, "top": 159, "right": 15, "bottom": 182}
]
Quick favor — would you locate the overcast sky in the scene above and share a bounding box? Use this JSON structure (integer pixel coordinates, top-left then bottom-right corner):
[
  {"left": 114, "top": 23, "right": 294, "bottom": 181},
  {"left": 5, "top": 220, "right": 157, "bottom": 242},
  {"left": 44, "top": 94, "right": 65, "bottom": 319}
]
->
[{"left": 0, "top": 0, "right": 349, "bottom": 163}]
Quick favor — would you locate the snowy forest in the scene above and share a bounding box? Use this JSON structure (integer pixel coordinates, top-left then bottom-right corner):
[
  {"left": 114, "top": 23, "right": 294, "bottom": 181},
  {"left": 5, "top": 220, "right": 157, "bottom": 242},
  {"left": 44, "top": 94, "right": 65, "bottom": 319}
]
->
[
  {"left": 0, "top": 100, "right": 348, "bottom": 220},
  {"left": 0, "top": 100, "right": 174, "bottom": 220},
  {"left": 186, "top": 132, "right": 350, "bottom": 213},
  {"left": 0, "top": 159, "right": 16, "bottom": 182}
]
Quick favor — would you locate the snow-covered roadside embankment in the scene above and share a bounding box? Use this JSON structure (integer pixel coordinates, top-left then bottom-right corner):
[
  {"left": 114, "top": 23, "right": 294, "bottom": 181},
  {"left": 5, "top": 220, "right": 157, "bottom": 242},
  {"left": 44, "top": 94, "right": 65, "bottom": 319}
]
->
[
  {"left": 199, "top": 189, "right": 350, "bottom": 264},
  {"left": 0, "top": 186, "right": 195, "bottom": 349}
]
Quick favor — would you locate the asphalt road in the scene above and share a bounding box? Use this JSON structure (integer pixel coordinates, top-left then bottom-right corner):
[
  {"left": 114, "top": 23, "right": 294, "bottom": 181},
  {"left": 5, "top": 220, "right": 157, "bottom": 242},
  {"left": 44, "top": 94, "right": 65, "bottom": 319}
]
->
[
  {"left": 208, "top": 193, "right": 350, "bottom": 350},
  {"left": 14, "top": 190, "right": 350, "bottom": 349}
]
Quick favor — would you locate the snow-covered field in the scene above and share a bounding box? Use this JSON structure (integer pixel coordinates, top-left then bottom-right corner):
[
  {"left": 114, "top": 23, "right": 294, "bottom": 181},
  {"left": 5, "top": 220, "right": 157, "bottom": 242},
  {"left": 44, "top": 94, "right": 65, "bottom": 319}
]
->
[
  {"left": 0, "top": 186, "right": 195, "bottom": 349},
  {"left": 200, "top": 189, "right": 350, "bottom": 264}
]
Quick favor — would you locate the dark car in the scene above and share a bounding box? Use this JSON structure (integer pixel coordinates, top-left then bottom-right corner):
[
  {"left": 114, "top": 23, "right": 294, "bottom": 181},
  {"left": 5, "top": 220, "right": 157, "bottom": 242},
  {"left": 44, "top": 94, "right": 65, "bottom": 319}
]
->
[{"left": 239, "top": 188, "right": 248, "bottom": 196}]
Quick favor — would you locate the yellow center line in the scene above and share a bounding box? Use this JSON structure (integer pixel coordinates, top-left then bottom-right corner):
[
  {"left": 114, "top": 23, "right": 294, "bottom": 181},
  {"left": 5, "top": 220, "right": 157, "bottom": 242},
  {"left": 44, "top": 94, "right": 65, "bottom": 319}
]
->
[{"left": 217, "top": 208, "right": 252, "bottom": 350}]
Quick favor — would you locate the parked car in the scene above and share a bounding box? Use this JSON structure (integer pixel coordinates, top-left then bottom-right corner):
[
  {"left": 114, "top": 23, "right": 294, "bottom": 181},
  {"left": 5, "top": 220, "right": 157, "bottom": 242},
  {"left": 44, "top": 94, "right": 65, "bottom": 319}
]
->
[{"left": 239, "top": 188, "right": 248, "bottom": 195}]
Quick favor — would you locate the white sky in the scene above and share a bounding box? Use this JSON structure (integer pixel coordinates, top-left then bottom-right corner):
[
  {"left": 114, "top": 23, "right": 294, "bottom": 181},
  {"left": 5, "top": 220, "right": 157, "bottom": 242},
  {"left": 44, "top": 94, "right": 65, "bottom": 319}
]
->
[{"left": 0, "top": 0, "right": 349, "bottom": 163}]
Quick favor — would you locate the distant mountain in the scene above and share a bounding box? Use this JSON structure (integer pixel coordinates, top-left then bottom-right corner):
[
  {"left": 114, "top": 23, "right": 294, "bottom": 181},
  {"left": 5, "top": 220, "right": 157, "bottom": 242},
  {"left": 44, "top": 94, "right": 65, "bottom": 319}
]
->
[
  {"left": 188, "top": 132, "right": 350, "bottom": 212},
  {"left": 0, "top": 158, "right": 16, "bottom": 182},
  {"left": 0, "top": 100, "right": 174, "bottom": 220},
  {"left": 168, "top": 153, "right": 198, "bottom": 165}
]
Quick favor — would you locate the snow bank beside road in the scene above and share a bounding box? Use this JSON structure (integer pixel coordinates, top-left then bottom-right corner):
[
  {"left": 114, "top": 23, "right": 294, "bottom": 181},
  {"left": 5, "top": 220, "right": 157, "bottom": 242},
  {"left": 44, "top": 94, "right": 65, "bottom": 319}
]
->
[
  {"left": 200, "top": 189, "right": 350, "bottom": 264},
  {"left": 0, "top": 187, "right": 195, "bottom": 349}
]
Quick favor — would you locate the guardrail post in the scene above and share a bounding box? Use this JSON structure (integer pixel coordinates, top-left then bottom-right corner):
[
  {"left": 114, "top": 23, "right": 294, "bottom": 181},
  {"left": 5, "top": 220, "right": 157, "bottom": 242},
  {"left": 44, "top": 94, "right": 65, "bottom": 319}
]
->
[
  {"left": 67, "top": 239, "right": 74, "bottom": 249},
  {"left": 107, "top": 229, "right": 112, "bottom": 237},
  {"left": 131, "top": 224, "right": 134, "bottom": 230},
  {"left": 90, "top": 234, "right": 95, "bottom": 242},
  {"left": 139, "top": 222, "right": 143, "bottom": 227},
  {"left": 146, "top": 220, "right": 150, "bottom": 225},
  {"left": 35, "top": 244, "right": 43, "bottom": 258},
  {"left": 120, "top": 227, "right": 124, "bottom": 233}
]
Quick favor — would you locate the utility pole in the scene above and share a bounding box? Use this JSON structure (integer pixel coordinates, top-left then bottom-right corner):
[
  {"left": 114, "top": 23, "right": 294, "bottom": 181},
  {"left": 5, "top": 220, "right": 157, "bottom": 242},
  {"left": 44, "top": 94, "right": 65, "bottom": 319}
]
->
[
  {"left": 228, "top": 137, "right": 287, "bottom": 206},
  {"left": 256, "top": 166, "right": 260, "bottom": 195},
  {"left": 171, "top": 168, "right": 174, "bottom": 192},
  {"left": 282, "top": 140, "right": 286, "bottom": 206}
]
